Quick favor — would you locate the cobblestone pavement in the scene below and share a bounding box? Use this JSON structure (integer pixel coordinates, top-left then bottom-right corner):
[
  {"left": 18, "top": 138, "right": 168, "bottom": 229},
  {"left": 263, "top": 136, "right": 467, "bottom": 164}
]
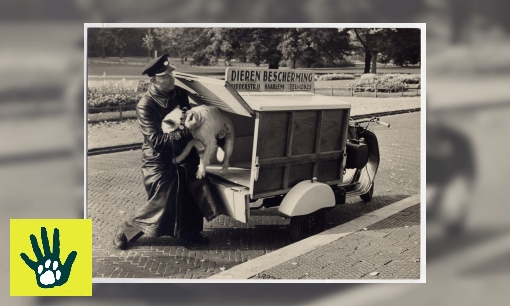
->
[
  {"left": 254, "top": 204, "right": 420, "bottom": 280},
  {"left": 88, "top": 112, "right": 420, "bottom": 279}
]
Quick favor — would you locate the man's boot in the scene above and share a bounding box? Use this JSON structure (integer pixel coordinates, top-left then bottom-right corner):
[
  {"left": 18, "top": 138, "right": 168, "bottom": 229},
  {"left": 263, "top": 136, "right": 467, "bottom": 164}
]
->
[{"left": 113, "top": 226, "right": 128, "bottom": 249}]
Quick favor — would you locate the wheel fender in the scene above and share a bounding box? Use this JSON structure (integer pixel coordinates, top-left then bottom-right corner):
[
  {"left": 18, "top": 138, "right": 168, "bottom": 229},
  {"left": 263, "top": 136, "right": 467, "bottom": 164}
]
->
[{"left": 278, "top": 181, "right": 335, "bottom": 217}]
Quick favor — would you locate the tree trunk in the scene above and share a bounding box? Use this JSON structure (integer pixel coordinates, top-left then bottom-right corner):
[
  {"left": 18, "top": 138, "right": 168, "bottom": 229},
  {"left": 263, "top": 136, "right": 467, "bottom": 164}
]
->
[
  {"left": 119, "top": 48, "right": 124, "bottom": 59},
  {"left": 292, "top": 57, "right": 296, "bottom": 69},
  {"left": 370, "top": 52, "right": 377, "bottom": 74},
  {"left": 101, "top": 45, "right": 105, "bottom": 59},
  {"left": 364, "top": 49, "right": 372, "bottom": 73},
  {"left": 147, "top": 50, "right": 150, "bottom": 62}
]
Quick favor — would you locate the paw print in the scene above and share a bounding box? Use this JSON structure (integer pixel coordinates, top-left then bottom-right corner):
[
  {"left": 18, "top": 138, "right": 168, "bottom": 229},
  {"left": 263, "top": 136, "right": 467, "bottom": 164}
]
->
[
  {"left": 20, "top": 227, "right": 77, "bottom": 289},
  {"left": 38, "top": 259, "right": 62, "bottom": 286}
]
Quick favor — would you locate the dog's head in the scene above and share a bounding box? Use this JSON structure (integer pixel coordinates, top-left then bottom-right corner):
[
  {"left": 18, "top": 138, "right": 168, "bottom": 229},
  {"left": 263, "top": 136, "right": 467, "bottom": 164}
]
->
[
  {"left": 161, "top": 106, "right": 183, "bottom": 133},
  {"left": 184, "top": 108, "right": 204, "bottom": 131}
]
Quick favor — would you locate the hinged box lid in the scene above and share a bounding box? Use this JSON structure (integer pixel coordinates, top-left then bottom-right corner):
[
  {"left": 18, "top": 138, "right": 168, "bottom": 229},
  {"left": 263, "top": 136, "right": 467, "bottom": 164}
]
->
[{"left": 175, "top": 71, "right": 351, "bottom": 116}]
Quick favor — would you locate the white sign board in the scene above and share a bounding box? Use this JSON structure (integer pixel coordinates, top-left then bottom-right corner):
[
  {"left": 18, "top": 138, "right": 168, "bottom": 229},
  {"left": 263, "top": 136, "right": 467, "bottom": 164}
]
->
[{"left": 225, "top": 67, "right": 314, "bottom": 92}]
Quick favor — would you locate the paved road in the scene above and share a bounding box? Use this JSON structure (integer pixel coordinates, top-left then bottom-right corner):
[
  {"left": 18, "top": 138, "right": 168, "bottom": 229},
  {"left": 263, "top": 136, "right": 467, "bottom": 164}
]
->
[{"left": 88, "top": 112, "right": 420, "bottom": 279}]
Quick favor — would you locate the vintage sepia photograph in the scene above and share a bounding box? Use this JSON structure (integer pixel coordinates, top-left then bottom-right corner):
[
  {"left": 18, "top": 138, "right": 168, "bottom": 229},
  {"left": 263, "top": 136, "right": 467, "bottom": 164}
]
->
[{"left": 86, "top": 24, "right": 424, "bottom": 281}]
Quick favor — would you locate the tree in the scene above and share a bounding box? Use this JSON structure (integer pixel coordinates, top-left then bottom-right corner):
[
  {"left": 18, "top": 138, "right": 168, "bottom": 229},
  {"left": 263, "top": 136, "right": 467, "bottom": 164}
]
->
[
  {"left": 154, "top": 28, "right": 191, "bottom": 64},
  {"left": 87, "top": 28, "right": 101, "bottom": 57},
  {"left": 297, "top": 28, "right": 351, "bottom": 68},
  {"left": 154, "top": 27, "right": 350, "bottom": 69},
  {"left": 214, "top": 28, "right": 284, "bottom": 68},
  {"left": 109, "top": 29, "right": 131, "bottom": 59},
  {"left": 179, "top": 28, "right": 283, "bottom": 68},
  {"left": 383, "top": 28, "right": 421, "bottom": 66},
  {"left": 188, "top": 28, "right": 217, "bottom": 66},
  {"left": 349, "top": 28, "right": 421, "bottom": 72},
  {"left": 351, "top": 28, "right": 393, "bottom": 74},
  {"left": 278, "top": 28, "right": 306, "bottom": 69},
  {"left": 142, "top": 29, "right": 154, "bottom": 62},
  {"left": 96, "top": 28, "right": 115, "bottom": 59}
]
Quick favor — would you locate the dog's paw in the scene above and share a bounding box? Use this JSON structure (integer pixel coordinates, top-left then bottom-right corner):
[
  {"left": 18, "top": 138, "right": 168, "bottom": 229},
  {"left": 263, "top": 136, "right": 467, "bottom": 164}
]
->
[
  {"left": 38, "top": 259, "right": 62, "bottom": 286},
  {"left": 196, "top": 169, "right": 206, "bottom": 179},
  {"left": 220, "top": 166, "right": 229, "bottom": 175}
]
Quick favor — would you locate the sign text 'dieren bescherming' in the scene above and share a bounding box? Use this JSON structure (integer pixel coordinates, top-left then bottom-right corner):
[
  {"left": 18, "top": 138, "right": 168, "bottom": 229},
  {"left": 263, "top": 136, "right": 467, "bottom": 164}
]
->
[{"left": 225, "top": 68, "right": 314, "bottom": 92}]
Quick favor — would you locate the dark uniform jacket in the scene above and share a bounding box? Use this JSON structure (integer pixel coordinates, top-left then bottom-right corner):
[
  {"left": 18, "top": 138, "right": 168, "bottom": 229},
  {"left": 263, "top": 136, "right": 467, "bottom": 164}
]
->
[{"left": 124, "top": 84, "right": 220, "bottom": 239}]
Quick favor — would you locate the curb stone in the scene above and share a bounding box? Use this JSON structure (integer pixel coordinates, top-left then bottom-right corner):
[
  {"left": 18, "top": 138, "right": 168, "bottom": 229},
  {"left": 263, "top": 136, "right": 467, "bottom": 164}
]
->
[{"left": 209, "top": 193, "right": 420, "bottom": 279}]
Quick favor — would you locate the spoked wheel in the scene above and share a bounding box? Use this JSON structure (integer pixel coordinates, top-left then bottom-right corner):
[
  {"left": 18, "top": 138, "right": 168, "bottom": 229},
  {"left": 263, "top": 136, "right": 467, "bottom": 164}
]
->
[
  {"left": 360, "top": 182, "right": 374, "bottom": 202},
  {"left": 289, "top": 210, "right": 326, "bottom": 242}
]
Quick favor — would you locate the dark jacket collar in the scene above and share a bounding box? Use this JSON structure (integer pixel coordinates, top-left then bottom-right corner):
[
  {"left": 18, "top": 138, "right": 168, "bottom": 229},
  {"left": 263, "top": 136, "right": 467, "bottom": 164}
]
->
[{"left": 148, "top": 84, "right": 177, "bottom": 108}]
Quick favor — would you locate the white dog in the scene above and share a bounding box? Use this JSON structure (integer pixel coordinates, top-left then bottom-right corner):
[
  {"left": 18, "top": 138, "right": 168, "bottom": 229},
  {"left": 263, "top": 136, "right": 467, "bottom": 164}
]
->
[{"left": 161, "top": 105, "right": 235, "bottom": 179}]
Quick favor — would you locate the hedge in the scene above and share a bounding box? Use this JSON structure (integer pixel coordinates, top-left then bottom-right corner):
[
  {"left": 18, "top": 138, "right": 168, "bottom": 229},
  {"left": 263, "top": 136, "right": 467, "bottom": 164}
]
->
[
  {"left": 347, "top": 73, "right": 420, "bottom": 92},
  {"left": 316, "top": 73, "right": 355, "bottom": 81},
  {"left": 88, "top": 79, "right": 148, "bottom": 111}
]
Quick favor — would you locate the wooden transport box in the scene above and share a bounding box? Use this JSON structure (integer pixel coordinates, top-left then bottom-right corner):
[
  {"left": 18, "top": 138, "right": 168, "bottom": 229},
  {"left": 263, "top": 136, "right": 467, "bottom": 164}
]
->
[{"left": 174, "top": 71, "right": 350, "bottom": 223}]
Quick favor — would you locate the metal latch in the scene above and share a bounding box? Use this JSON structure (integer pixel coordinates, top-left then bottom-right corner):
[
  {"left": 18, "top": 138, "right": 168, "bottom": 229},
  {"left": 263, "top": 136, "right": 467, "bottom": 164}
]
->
[
  {"left": 254, "top": 156, "right": 260, "bottom": 181},
  {"left": 342, "top": 150, "right": 347, "bottom": 170}
]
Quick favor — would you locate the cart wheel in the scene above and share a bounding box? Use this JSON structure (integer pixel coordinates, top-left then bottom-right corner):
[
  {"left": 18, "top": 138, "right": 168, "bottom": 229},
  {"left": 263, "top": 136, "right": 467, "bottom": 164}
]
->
[
  {"left": 360, "top": 183, "right": 374, "bottom": 202},
  {"left": 289, "top": 210, "right": 326, "bottom": 242}
]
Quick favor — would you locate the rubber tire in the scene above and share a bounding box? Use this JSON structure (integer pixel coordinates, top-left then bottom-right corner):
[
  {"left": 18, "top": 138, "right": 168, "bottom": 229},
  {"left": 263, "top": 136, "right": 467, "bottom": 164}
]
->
[
  {"left": 360, "top": 183, "right": 374, "bottom": 202},
  {"left": 289, "top": 210, "right": 326, "bottom": 242}
]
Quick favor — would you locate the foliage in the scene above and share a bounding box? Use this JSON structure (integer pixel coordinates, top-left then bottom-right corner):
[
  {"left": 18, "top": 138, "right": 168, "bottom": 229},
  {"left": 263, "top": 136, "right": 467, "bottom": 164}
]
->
[
  {"left": 383, "top": 28, "right": 421, "bottom": 66},
  {"left": 153, "top": 28, "right": 199, "bottom": 63},
  {"left": 156, "top": 28, "right": 351, "bottom": 69},
  {"left": 278, "top": 28, "right": 306, "bottom": 69},
  {"left": 87, "top": 27, "right": 420, "bottom": 71},
  {"left": 349, "top": 28, "right": 395, "bottom": 73},
  {"left": 87, "top": 78, "right": 142, "bottom": 110},
  {"left": 333, "top": 59, "right": 356, "bottom": 67},
  {"left": 89, "top": 28, "right": 115, "bottom": 58},
  {"left": 316, "top": 73, "right": 355, "bottom": 81},
  {"left": 136, "top": 80, "right": 150, "bottom": 92},
  {"left": 347, "top": 28, "right": 421, "bottom": 72},
  {"left": 142, "top": 29, "right": 155, "bottom": 61},
  {"left": 209, "top": 28, "right": 284, "bottom": 68},
  {"left": 88, "top": 28, "right": 150, "bottom": 58},
  {"left": 360, "top": 73, "right": 378, "bottom": 83},
  {"left": 346, "top": 73, "right": 419, "bottom": 92},
  {"left": 389, "top": 73, "right": 421, "bottom": 84},
  {"left": 279, "top": 28, "right": 352, "bottom": 68}
]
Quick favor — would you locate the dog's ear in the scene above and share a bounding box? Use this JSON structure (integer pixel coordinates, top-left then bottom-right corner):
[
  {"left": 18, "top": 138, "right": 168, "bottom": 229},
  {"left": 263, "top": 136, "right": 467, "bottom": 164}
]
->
[
  {"left": 185, "top": 109, "right": 203, "bottom": 129},
  {"left": 161, "top": 107, "right": 183, "bottom": 133},
  {"left": 195, "top": 109, "right": 204, "bottom": 125}
]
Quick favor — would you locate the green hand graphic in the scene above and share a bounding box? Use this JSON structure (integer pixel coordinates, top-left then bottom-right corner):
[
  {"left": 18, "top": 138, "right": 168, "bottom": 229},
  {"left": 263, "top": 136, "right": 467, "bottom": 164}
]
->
[{"left": 20, "top": 227, "right": 77, "bottom": 288}]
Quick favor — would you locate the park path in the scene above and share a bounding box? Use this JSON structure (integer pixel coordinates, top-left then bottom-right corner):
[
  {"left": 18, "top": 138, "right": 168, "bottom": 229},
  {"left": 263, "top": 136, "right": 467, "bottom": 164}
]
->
[{"left": 87, "top": 96, "right": 420, "bottom": 150}]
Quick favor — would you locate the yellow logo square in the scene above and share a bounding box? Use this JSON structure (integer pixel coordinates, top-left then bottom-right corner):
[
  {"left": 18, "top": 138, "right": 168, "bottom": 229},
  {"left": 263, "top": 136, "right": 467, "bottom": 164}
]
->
[{"left": 10, "top": 219, "right": 92, "bottom": 296}]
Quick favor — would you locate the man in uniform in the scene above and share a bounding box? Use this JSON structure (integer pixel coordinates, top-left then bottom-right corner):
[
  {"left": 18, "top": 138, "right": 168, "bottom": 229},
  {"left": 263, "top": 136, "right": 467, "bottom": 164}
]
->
[{"left": 113, "top": 54, "right": 220, "bottom": 249}]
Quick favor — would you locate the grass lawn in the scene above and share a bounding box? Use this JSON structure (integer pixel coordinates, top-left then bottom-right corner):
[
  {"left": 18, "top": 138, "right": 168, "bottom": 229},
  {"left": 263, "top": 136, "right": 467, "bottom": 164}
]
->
[
  {"left": 88, "top": 57, "right": 420, "bottom": 77},
  {"left": 315, "top": 79, "right": 355, "bottom": 88},
  {"left": 310, "top": 65, "right": 420, "bottom": 74},
  {"left": 87, "top": 62, "right": 230, "bottom": 77}
]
